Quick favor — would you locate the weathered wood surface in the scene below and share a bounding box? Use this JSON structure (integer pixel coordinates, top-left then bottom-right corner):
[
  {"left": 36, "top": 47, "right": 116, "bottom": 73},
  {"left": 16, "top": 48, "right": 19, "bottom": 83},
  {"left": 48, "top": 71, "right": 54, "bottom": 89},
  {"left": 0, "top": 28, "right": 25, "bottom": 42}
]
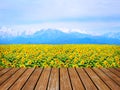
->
[{"left": 0, "top": 68, "right": 120, "bottom": 90}]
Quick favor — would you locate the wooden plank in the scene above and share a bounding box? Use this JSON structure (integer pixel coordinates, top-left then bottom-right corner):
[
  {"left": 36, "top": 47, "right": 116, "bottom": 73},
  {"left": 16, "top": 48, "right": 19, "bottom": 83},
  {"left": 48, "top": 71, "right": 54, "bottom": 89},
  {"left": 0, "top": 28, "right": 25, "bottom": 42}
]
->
[
  {"left": 0, "top": 68, "right": 11, "bottom": 76},
  {"left": 68, "top": 68, "right": 84, "bottom": 90},
  {"left": 22, "top": 68, "right": 43, "bottom": 90},
  {"left": 93, "top": 68, "right": 120, "bottom": 90},
  {"left": 0, "top": 68, "right": 119, "bottom": 90},
  {"left": 108, "top": 68, "right": 120, "bottom": 77},
  {"left": 0, "top": 68, "right": 26, "bottom": 90},
  {"left": 47, "top": 68, "right": 59, "bottom": 90},
  {"left": 115, "top": 68, "right": 120, "bottom": 72},
  {"left": 101, "top": 68, "right": 120, "bottom": 86},
  {"left": 35, "top": 68, "right": 50, "bottom": 90},
  {"left": 0, "top": 68, "right": 18, "bottom": 85},
  {"left": 84, "top": 68, "right": 110, "bottom": 90},
  {"left": 9, "top": 68, "right": 34, "bottom": 90},
  {"left": 76, "top": 68, "right": 97, "bottom": 90},
  {"left": 0, "top": 68, "right": 3, "bottom": 71},
  {"left": 60, "top": 68, "right": 72, "bottom": 90}
]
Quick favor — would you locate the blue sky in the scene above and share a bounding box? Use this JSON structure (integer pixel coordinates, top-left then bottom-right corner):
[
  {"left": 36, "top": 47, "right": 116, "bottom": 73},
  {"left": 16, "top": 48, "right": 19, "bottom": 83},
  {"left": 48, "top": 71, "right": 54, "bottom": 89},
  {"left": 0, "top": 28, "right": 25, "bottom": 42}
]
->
[{"left": 0, "top": 0, "right": 120, "bottom": 35}]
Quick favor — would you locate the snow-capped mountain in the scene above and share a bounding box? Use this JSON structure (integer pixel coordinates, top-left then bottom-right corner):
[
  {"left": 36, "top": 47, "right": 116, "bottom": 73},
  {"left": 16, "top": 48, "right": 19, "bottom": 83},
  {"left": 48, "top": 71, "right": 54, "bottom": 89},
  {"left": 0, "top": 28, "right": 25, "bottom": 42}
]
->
[
  {"left": 103, "top": 32, "right": 120, "bottom": 40},
  {"left": 0, "top": 29, "right": 120, "bottom": 44}
]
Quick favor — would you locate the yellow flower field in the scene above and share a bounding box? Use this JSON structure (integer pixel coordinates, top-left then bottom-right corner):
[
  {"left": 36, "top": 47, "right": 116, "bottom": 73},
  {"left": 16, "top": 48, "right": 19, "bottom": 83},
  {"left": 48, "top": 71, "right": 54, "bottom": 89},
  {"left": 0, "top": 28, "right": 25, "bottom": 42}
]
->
[{"left": 0, "top": 44, "right": 120, "bottom": 68}]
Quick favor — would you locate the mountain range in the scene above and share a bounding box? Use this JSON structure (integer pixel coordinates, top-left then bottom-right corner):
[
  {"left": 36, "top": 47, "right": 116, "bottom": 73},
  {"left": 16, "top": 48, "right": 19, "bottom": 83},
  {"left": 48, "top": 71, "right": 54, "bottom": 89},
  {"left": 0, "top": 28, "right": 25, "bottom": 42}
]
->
[{"left": 0, "top": 29, "right": 120, "bottom": 44}]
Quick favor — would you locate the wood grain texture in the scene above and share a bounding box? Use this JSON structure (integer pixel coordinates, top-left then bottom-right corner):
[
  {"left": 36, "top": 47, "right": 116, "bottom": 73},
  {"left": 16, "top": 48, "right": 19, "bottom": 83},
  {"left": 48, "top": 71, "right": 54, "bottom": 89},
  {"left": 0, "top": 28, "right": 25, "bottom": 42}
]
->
[
  {"left": 68, "top": 68, "right": 84, "bottom": 90},
  {"left": 35, "top": 68, "right": 50, "bottom": 90},
  {"left": 47, "top": 68, "right": 59, "bottom": 90},
  {"left": 9, "top": 68, "right": 34, "bottom": 90},
  {"left": 0, "top": 68, "right": 3, "bottom": 71},
  {"left": 0, "top": 68, "right": 18, "bottom": 85},
  {"left": 22, "top": 68, "right": 42, "bottom": 90},
  {"left": 115, "top": 68, "right": 120, "bottom": 72},
  {"left": 0, "top": 68, "right": 120, "bottom": 90},
  {"left": 101, "top": 68, "right": 120, "bottom": 86},
  {"left": 0, "top": 68, "right": 26, "bottom": 90},
  {"left": 76, "top": 68, "right": 97, "bottom": 90},
  {"left": 84, "top": 68, "right": 110, "bottom": 90},
  {"left": 60, "top": 68, "right": 72, "bottom": 90},
  {"left": 0, "top": 68, "right": 11, "bottom": 76},
  {"left": 93, "top": 68, "right": 120, "bottom": 90},
  {"left": 108, "top": 68, "right": 120, "bottom": 77}
]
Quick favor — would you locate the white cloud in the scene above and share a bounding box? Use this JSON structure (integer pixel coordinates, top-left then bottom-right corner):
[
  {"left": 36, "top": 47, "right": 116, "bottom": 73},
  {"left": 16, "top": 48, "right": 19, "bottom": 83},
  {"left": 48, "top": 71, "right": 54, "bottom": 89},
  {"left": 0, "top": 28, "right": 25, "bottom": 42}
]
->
[
  {"left": 0, "top": 21, "right": 120, "bottom": 37},
  {"left": 0, "top": 23, "right": 88, "bottom": 37},
  {"left": 0, "top": 0, "right": 120, "bottom": 22},
  {"left": 0, "top": 0, "right": 120, "bottom": 38},
  {"left": 0, "top": 26, "right": 23, "bottom": 36},
  {"left": 20, "top": 0, "right": 120, "bottom": 21}
]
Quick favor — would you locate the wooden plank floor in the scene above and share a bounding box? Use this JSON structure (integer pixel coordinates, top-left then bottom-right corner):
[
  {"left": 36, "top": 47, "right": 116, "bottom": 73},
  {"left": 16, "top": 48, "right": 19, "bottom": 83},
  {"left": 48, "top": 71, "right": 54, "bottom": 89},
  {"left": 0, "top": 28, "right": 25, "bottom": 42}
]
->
[{"left": 0, "top": 68, "right": 120, "bottom": 90}]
